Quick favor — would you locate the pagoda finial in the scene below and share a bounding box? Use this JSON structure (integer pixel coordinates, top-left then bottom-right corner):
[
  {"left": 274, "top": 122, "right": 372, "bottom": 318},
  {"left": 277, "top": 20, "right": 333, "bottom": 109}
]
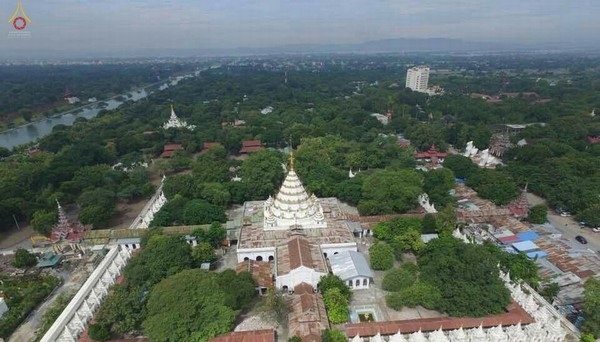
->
[{"left": 289, "top": 137, "right": 294, "bottom": 171}]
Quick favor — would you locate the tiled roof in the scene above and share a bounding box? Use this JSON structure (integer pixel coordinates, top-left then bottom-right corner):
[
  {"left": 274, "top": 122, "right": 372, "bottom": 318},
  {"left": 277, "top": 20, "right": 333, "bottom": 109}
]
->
[
  {"left": 277, "top": 237, "right": 328, "bottom": 275},
  {"left": 288, "top": 283, "right": 329, "bottom": 342},
  {"left": 238, "top": 198, "right": 356, "bottom": 250},
  {"left": 208, "top": 329, "right": 276, "bottom": 342},
  {"left": 345, "top": 301, "right": 533, "bottom": 337},
  {"left": 236, "top": 260, "right": 273, "bottom": 288},
  {"left": 164, "top": 144, "right": 183, "bottom": 151}
]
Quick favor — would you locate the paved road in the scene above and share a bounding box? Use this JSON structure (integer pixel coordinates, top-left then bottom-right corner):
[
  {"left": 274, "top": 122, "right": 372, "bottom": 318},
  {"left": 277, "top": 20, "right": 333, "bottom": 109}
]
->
[
  {"left": 527, "top": 193, "right": 600, "bottom": 252},
  {"left": 8, "top": 269, "right": 85, "bottom": 342}
]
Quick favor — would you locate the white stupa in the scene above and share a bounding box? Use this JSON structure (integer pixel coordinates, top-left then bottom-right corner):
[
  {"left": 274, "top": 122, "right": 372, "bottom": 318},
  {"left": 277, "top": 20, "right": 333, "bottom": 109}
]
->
[
  {"left": 264, "top": 151, "right": 326, "bottom": 230},
  {"left": 163, "top": 105, "right": 196, "bottom": 130}
]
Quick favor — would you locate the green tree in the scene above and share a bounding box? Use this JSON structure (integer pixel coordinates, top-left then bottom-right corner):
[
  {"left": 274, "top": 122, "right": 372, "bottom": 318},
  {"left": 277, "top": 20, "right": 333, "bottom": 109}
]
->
[
  {"left": 88, "top": 323, "right": 111, "bottom": 341},
  {"left": 386, "top": 282, "right": 441, "bottom": 311},
  {"left": 443, "top": 155, "right": 478, "bottom": 179},
  {"left": 582, "top": 277, "right": 600, "bottom": 337},
  {"left": 317, "top": 274, "right": 351, "bottom": 301},
  {"left": 79, "top": 205, "right": 114, "bottom": 228},
  {"left": 579, "top": 204, "right": 600, "bottom": 227},
  {"left": 192, "top": 242, "right": 217, "bottom": 265},
  {"left": 143, "top": 269, "right": 237, "bottom": 342},
  {"left": 358, "top": 169, "right": 423, "bottom": 215},
  {"left": 216, "top": 270, "right": 257, "bottom": 311},
  {"left": 240, "top": 150, "right": 285, "bottom": 200},
  {"left": 435, "top": 204, "right": 457, "bottom": 235},
  {"left": 539, "top": 282, "right": 560, "bottom": 302},
  {"left": 322, "top": 329, "right": 347, "bottom": 342},
  {"left": 205, "top": 222, "right": 227, "bottom": 248},
  {"left": 421, "top": 214, "right": 437, "bottom": 234},
  {"left": 12, "top": 248, "right": 37, "bottom": 268},
  {"left": 289, "top": 337, "right": 303, "bottom": 342},
  {"left": 369, "top": 243, "right": 394, "bottom": 271},
  {"left": 580, "top": 333, "right": 596, "bottom": 342},
  {"left": 31, "top": 209, "right": 57, "bottom": 235},
  {"left": 323, "top": 288, "right": 349, "bottom": 324},
  {"left": 419, "top": 236, "right": 511, "bottom": 317},
  {"left": 528, "top": 204, "right": 548, "bottom": 224},
  {"left": 182, "top": 200, "right": 226, "bottom": 225},
  {"left": 266, "top": 286, "right": 287, "bottom": 323},
  {"left": 200, "top": 183, "right": 231, "bottom": 206},
  {"left": 382, "top": 263, "right": 418, "bottom": 292}
]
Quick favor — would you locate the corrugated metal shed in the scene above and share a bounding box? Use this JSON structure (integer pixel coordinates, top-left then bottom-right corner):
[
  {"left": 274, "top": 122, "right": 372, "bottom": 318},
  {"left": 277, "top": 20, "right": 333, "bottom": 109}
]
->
[
  {"left": 329, "top": 251, "right": 373, "bottom": 280},
  {"left": 512, "top": 240, "right": 539, "bottom": 253},
  {"left": 516, "top": 231, "right": 539, "bottom": 241}
]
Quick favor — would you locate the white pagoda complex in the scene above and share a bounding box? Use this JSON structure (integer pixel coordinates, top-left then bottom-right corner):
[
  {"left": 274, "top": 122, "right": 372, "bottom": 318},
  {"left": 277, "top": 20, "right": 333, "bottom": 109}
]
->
[
  {"left": 237, "top": 151, "right": 357, "bottom": 291},
  {"left": 163, "top": 105, "right": 196, "bottom": 130},
  {"left": 263, "top": 155, "right": 326, "bottom": 230}
]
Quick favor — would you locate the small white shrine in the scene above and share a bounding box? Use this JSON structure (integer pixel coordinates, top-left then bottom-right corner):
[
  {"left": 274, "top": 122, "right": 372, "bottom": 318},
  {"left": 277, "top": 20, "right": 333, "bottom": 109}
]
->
[{"left": 163, "top": 105, "right": 196, "bottom": 130}]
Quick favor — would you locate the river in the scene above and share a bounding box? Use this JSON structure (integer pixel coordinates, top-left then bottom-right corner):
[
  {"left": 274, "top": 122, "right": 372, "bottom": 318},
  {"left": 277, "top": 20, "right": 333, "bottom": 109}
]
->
[{"left": 0, "top": 71, "right": 201, "bottom": 149}]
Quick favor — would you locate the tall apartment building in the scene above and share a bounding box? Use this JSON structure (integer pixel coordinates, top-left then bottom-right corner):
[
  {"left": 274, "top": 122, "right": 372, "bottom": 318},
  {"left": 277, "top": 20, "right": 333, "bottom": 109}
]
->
[{"left": 405, "top": 66, "right": 430, "bottom": 92}]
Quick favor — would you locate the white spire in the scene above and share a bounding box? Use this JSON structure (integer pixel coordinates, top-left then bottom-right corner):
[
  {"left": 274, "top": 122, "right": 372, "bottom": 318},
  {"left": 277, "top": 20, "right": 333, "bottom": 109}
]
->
[
  {"left": 371, "top": 332, "right": 384, "bottom": 342},
  {"left": 407, "top": 330, "right": 427, "bottom": 342},
  {"left": 428, "top": 328, "right": 449, "bottom": 342},
  {"left": 389, "top": 331, "right": 407, "bottom": 342},
  {"left": 163, "top": 105, "right": 196, "bottom": 130},
  {"left": 467, "top": 324, "right": 487, "bottom": 342},
  {"left": 448, "top": 327, "right": 468, "bottom": 342},
  {"left": 486, "top": 324, "right": 507, "bottom": 342},
  {"left": 351, "top": 335, "right": 362, "bottom": 342}
]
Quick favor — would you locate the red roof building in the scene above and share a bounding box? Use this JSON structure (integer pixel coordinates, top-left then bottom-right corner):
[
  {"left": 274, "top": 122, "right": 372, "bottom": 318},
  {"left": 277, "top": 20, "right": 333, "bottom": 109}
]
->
[
  {"left": 415, "top": 145, "right": 447, "bottom": 164},
  {"left": 160, "top": 143, "right": 184, "bottom": 158},
  {"left": 208, "top": 330, "right": 275, "bottom": 342},
  {"left": 240, "top": 140, "right": 263, "bottom": 154},
  {"left": 345, "top": 300, "right": 533, "bottom": 337},
  {"left": 236, "top": 260, "right": 274, "bottom": 291}
]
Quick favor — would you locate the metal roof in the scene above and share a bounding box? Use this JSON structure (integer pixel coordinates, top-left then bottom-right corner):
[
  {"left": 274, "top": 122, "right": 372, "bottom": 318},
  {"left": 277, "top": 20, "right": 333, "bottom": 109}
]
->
[
  {"left": 512, "top": 240, "right": 540, "bottom": 253},
  {"left": 329, "top": 250, "right": 373, "bottom": 280}
]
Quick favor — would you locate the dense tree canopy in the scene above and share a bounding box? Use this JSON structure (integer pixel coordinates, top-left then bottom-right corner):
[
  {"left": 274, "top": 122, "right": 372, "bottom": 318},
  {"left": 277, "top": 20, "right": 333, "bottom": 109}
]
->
[{"left": 143, "top": 269, "right": 252, "bottom": 342}]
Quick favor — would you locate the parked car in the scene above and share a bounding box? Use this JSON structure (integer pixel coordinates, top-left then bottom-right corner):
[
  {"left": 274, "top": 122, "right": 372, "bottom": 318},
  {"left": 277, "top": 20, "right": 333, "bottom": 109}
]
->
[
  {"left": 593, "top": 228, "right": 600, "bottom": 233},
  {"left": 575, "top": 235, "right": 588, "bottom": 244}
]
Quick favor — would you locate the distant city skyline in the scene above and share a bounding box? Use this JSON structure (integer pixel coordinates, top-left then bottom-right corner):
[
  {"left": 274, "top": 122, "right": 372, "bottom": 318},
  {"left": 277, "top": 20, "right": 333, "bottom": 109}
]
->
[{"left": 2, "top": 0, "right": 600, "bottom": 57}]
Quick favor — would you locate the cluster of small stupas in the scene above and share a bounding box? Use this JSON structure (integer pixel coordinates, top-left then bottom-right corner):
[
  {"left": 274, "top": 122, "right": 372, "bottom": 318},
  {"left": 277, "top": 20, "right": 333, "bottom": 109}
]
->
[
  {"left": 163, "top": 105, "right": 196, "bottom": 130},
  {"left": 135, "top": 176, "right": 167, "bottom": 229},
  {"left": 464, "top": 141, "right": 502, "bottom": 168},
  {"left": 263, "top": 155, "right": 325, "bottom": 230},
  {"left": 50, "top": 201, "right": 88, "bottom": 243},
  {"left": 136, "top": 191, "right": 167, "bottom": 229}
]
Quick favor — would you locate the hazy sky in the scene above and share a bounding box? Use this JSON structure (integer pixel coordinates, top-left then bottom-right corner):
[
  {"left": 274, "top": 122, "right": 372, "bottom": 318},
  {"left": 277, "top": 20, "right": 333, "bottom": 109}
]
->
[{"left": 2, "top": 0, "right": 599, "bottom": 56}]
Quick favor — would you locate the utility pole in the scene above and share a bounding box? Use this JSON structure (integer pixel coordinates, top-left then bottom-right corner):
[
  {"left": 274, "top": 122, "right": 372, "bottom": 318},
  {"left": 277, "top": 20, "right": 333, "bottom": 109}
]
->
[{"left": 13, "top": 214, "right": 20, "bottom": 230}]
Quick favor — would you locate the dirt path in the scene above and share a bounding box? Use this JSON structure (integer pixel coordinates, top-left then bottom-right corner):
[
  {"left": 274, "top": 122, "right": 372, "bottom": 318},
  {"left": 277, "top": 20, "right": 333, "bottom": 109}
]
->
[{"left": 0, "top": 225, "right": 35, "bottom": 251}]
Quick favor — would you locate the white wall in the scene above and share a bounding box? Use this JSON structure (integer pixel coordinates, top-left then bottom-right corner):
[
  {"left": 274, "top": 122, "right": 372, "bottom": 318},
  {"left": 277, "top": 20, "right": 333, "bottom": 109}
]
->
[
  {"left": 237, "top": 247, "right": 276, "bottom": 263},
  {"left": 276, "top": 266, "right": 327, "bottom": 291},
  {"left": 321, "top": 243, "right": 357, "bottom": 258},
  {"left": 345, "top": 276, "right": 370, "bottom": 290}
]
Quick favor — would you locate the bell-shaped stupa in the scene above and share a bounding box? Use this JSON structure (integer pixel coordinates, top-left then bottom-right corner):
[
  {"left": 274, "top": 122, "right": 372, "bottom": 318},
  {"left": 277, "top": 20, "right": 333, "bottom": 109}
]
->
[{"left": 263, "top": 149, "right": 326, "bottom": 230}]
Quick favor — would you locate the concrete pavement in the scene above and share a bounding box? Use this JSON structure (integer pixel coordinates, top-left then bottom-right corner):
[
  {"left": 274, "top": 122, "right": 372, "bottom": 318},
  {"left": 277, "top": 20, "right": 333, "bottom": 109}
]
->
[{"left": 527, "top": 193, "right": 600, "bottom": 252}]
